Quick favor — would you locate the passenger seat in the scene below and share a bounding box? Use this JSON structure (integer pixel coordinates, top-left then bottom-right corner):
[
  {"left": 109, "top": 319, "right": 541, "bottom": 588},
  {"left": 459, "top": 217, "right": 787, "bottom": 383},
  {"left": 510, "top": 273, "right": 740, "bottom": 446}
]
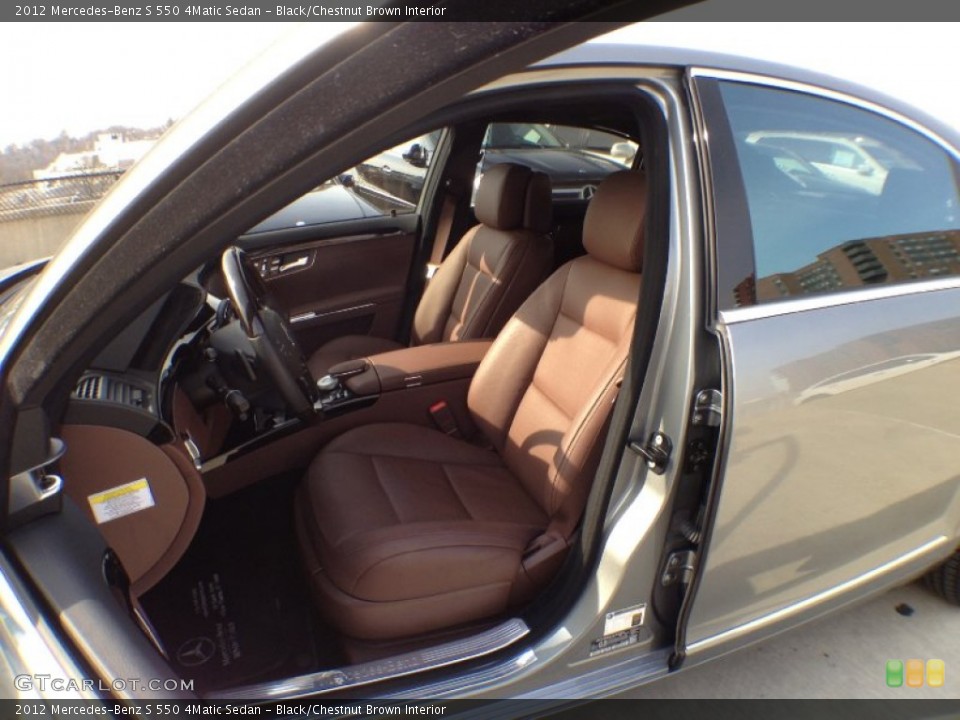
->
[{"left": 307, "top": 163, "right": 553, "bottom": 377}]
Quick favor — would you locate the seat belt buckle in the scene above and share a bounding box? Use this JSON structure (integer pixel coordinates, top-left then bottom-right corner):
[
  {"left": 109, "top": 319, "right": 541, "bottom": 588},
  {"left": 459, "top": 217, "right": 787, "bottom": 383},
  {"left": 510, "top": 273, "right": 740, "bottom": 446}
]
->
[{"left": 428, "top": 400, "right": 461, "bottom": 438}]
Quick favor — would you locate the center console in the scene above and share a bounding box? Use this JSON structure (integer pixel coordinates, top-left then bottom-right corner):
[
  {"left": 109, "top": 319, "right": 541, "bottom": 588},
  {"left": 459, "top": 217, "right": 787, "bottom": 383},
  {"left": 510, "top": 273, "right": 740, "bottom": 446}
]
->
[
  {"left": 317, "top": 339, "right": 493, "bottom": 409},
  {"left": 202, "top": 340, "right": 493, "bottom": 498}
]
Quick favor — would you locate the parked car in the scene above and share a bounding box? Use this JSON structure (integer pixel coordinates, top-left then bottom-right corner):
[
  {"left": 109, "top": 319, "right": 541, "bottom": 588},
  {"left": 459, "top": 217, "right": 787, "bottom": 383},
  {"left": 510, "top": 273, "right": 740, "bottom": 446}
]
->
[
  {"left": 349, "top": 131, "right": 442, "bottom": 211},
  {"left": 743, "top": 141, "right": 872, "bottom": 197},
  {"left": 4, "top": 18, "right": 960, "bottom": 712},
  {"left": 349, "top": 122, "right": 632, "bottom": 217},
  {"left": 746, "top": 130, "right": 923, "bottom": 194},
  {"left": 248, "top": 178, "right": 383, "bottom": 233},
  {"left": 479, "top": 122, "right": 633, "bottom": 201}
]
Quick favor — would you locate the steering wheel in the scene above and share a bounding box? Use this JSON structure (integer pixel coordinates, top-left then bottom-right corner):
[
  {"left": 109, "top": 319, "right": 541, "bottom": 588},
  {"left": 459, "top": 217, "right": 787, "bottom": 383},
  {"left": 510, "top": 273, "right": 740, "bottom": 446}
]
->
[{"left": 220, "top": 246, "right": 318, "bottom": 421}]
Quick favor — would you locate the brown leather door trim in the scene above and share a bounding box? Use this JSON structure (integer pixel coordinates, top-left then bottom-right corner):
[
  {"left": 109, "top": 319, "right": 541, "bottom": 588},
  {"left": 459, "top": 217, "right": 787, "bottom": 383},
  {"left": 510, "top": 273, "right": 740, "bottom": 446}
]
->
[{"left": 250, "top": 230, "right": 417, "bottom": 355}]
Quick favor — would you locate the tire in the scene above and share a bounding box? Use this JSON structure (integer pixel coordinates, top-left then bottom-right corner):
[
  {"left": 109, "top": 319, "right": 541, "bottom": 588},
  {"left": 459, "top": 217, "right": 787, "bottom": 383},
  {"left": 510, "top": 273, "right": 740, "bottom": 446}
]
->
[{"left": 924, "top": 553, "right": 960, "bottom": 606}]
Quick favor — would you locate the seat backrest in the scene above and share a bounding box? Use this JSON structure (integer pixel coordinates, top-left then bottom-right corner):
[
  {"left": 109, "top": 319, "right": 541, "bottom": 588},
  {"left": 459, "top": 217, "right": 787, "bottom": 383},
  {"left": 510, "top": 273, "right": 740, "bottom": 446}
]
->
[
  {"left": 410, "top": 163, "right": 553, "bottom": 346},
  {"left": 467, "top": 171, "right": 647, "bottom": 533}
]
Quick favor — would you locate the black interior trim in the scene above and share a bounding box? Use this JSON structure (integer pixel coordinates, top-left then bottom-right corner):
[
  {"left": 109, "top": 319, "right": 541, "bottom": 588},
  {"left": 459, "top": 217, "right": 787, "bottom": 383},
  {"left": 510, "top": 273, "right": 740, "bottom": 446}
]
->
[{"left": 236, "top": 212, "right": 421, "bottom": 254}]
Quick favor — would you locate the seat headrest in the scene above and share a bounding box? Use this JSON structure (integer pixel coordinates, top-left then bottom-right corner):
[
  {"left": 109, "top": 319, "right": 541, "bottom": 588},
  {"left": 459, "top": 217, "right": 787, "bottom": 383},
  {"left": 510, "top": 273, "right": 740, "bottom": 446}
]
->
[
  {"left": 583, "top": 171, "right": 647, "bottom": 273},
  {"left": 475, "top": 163, "right": 552, "bottom": 233}
]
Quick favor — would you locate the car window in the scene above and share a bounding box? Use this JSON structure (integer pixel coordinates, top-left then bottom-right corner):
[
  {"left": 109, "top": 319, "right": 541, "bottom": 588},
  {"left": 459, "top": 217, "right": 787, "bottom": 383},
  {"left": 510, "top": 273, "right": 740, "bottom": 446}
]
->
[
  {"left": 474, "top": 122, "right": 639, "bottom": 204},
  {"left": 717, "top": 82, "right": 960, "bottom": 303},
  {"left": 484, "top": 123, "right": 565, "bottom": 149},
  {"left": 249, "top": 130, "right": 443, "bottom": 233}
]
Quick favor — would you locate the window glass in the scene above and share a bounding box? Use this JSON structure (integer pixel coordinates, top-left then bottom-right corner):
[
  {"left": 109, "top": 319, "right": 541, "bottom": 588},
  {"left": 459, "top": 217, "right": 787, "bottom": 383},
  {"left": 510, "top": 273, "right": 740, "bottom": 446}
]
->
[
  {"left": 249, "top": 130, "right": 442, "bottom": 233},
  {"left": 718, "top": 82, "right": 960, "bottom": 302},
  {"left": 473, "top": 123, "right": 639, "bottom": 204}
]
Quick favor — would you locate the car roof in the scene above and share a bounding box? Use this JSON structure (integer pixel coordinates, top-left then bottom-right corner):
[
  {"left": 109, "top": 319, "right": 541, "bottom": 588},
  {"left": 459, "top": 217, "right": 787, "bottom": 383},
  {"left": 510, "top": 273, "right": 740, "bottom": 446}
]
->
[{"left": 538, "top": 43, "right": 960, "bottom": 154}]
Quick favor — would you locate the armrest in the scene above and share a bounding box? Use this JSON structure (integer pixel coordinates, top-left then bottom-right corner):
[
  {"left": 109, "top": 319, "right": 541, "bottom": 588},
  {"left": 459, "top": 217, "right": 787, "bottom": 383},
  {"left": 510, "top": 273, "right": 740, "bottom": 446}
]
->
[{"left": 337, "top": 340, "right": 493, "bottom": 396}]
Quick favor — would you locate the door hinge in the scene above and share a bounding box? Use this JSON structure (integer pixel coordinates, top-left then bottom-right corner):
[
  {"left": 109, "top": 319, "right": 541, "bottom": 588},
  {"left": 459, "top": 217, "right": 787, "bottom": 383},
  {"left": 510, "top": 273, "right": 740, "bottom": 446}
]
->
[
  {"left": 8, "top": 437, "right": 66, "bottom": 527},
  {"left": 629, "top": 431, "right": 673, "bottom": 475},
  {"left": 691, "top": 389, "right": 722, "bottom": 427},
  {"left": 661, "top": 550, "right": 697, "bottom": 587}
]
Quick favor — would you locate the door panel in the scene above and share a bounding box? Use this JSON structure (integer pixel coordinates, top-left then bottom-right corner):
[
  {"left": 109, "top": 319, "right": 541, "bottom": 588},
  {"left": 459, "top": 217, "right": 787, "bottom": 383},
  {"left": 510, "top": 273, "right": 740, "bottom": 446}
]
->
[
  {"left": 233, "top": 128, "right": 447, "bottom": 357},
  {"left": 686, "top": 72, "right": 960, "bottom": 657},
  {"left": 687, "top": 293, "right": 960, "bottom": 653},
  {"left": 239, "top": 217, "right": 418, "bottom": 356}
]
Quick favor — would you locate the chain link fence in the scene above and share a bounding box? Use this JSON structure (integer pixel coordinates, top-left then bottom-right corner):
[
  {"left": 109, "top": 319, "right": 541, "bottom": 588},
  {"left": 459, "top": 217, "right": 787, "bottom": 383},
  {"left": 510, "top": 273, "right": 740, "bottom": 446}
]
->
[
  {"left": 0, "top": 171, "right": 123, "bottom": 268},
  {"left": 0, "top": 171, "right": 123, "bottom": 222}
]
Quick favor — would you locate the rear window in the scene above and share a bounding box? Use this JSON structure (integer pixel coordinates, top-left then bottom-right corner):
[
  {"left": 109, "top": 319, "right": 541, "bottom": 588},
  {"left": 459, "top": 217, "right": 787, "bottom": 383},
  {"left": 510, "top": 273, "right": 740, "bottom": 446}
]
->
[{"left": 716, "top": 81, "right": 960, "bottom": 304}]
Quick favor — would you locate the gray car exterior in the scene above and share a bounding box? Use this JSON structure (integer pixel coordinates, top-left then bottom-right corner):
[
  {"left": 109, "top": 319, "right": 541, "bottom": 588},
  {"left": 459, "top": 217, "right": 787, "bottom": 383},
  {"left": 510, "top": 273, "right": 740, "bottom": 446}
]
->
[{"left": 2, "top": 25, "right": 960, "bottom": 706}]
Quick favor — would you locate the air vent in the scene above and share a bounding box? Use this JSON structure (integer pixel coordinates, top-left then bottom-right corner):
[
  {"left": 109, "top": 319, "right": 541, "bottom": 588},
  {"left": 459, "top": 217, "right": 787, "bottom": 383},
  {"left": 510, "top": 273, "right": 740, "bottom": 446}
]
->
[
  {"left": 73, "top": 375, "right": 147, "bottom": 408},
  {"left": 75, "top": 376, "right": 101, "bottom": 400},
  {"left": 104, "top": 378, "right": 147, "bottom": 408},
  {"left": 105, "top": 378, "right": 130, "bottom": 405}
]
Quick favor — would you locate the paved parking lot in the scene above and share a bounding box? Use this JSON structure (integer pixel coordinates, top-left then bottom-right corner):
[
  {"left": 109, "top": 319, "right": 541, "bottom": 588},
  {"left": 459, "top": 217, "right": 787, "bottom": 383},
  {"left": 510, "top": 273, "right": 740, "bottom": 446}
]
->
[{"left": 623, "top": 582, "right": 960, "bottom": 699}]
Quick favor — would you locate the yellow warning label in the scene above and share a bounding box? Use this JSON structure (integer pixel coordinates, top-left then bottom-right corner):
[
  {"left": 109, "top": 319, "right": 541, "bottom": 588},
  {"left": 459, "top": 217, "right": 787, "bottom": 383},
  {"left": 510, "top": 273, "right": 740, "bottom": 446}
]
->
[{"left": 88, "top": 478, "right": 155, "bottom": 524}]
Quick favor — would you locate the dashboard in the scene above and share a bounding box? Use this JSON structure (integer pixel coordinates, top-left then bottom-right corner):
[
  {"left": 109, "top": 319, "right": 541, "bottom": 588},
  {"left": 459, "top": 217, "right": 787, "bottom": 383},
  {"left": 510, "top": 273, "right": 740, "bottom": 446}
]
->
[
  {"left": 62, "top": 274, "right": 287, "bottom": 466},
  {"left": 65, "top": 282, "right": 209, "bottom": 443}
]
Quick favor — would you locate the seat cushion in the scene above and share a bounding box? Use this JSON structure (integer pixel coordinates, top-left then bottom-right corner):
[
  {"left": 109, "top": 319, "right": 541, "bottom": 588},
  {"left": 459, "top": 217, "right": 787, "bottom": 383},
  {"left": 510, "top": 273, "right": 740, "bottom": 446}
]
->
[
  {"left": 307, "top": 334, "right": 403, "bottom": 379},
  {"left": 298, "top": 423, "right": 548, "bottom": 639}
]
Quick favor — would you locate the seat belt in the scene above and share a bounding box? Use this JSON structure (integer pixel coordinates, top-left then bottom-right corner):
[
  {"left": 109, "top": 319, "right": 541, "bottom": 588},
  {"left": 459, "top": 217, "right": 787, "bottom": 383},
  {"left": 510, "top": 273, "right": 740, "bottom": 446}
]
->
[{"left": 426, "top": 180, "right": 459, "bottom": 281}]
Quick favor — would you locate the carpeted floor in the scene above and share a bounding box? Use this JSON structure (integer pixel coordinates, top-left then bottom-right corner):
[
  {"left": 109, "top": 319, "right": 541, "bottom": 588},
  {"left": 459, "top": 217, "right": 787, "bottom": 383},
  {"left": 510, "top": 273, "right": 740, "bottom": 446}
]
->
[{"left": 138, "top": 472, "right": 343, "bottom": 692}]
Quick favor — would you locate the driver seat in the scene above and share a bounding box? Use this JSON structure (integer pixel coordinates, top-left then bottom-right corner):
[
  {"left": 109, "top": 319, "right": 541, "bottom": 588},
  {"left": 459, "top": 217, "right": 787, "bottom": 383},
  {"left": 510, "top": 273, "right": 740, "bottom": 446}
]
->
[
  {"left": 297, "top": 171, "right": 647, "bottom": 640},
  {"left": 307, "top": 162, "right": 553, "bottom": 378}
]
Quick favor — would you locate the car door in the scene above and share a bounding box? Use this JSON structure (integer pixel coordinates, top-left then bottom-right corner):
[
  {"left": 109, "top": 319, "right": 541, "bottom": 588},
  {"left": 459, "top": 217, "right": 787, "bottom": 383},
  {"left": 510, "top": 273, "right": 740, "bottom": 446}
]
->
[
  {"left": 0, "top": 17, "right": 710, "bottom": 704},
  {"left": 682, "top": 69, "right": 960, "bottom": 661},
  {"left": 235, "top": 130, "right": 445, "bottom": 358}
]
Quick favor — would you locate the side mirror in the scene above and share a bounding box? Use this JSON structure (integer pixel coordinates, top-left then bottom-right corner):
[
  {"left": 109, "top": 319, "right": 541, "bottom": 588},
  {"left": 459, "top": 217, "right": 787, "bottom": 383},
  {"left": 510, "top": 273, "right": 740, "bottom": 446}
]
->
[
  {"left": 857, "top": 163, "right": 875, "bottom": 176},
  {"left": 610, "top": 142, "right": 636, "bottom": 165},
  {"left": 402, "top": 143, "right": 428, "bottom": 168}
]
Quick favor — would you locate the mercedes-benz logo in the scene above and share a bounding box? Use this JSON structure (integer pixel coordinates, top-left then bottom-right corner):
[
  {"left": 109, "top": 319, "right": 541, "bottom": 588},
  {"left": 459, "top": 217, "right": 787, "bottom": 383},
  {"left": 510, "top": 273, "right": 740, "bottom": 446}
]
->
[
  {"left": 176, "top": 637, "right": 216, "bottom": 667},
  {"left": 581, "top": 185, "right": 598, "bottom": 200}
]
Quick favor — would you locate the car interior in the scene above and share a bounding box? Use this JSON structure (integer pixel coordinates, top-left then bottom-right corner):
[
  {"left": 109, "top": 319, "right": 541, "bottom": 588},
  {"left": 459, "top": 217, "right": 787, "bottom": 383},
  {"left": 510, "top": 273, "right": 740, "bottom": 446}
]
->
[
  {"left": 49, "top": 91, "right": 662, "bottom": 694},
  {"left": 307, "top": 161, "right": 555, "bottom": 377}
]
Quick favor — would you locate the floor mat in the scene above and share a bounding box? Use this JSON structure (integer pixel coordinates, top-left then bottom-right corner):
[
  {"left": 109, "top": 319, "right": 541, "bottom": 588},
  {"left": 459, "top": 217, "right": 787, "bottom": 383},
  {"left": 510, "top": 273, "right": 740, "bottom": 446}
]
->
[{"left": 138, "top": 473, "right": 341, "bottom": 692}]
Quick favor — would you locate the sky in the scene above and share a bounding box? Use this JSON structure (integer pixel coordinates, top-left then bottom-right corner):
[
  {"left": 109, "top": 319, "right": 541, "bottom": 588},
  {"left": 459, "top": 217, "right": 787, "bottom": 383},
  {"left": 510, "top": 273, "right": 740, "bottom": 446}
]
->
[
  {"left": 0, "top": 22, "right": 958, "bottom": 148},
  {"left": 0, "top": 23, "right": 301, "bottom": 146}
]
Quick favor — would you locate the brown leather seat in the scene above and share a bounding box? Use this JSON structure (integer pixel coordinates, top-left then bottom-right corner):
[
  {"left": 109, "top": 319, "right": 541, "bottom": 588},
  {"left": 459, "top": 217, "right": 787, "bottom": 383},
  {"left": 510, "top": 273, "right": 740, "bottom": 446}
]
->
[
  {"left": 297, "top": 171, "right": 647, "bottom": 640},
  {"left": 307, "top": 163, "right": 554, "bottom": 378}
]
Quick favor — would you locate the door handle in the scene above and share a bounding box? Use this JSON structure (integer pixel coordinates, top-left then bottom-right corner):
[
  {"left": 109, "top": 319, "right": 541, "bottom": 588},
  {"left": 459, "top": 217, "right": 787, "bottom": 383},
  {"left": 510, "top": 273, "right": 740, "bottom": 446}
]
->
[{"left": 279, "top": 255, "right": 310, "bottom": 273}]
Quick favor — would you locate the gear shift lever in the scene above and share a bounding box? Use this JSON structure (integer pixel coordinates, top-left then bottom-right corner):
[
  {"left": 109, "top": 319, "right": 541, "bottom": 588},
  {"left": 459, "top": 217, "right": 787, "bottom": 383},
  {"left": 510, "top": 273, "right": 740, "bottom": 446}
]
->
[{"left": 317, "top": 374, "right": 340, "bottom": 392}]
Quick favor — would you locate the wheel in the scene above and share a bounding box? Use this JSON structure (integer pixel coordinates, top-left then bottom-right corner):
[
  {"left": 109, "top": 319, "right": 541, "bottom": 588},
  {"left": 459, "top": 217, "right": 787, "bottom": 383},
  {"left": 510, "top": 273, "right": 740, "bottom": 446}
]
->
[
  {"left": 924, "top": 552, "right": 960, "bottom": 605},
  {"left": 220, "top": 246, "right": 319, "bottom": 421}
]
